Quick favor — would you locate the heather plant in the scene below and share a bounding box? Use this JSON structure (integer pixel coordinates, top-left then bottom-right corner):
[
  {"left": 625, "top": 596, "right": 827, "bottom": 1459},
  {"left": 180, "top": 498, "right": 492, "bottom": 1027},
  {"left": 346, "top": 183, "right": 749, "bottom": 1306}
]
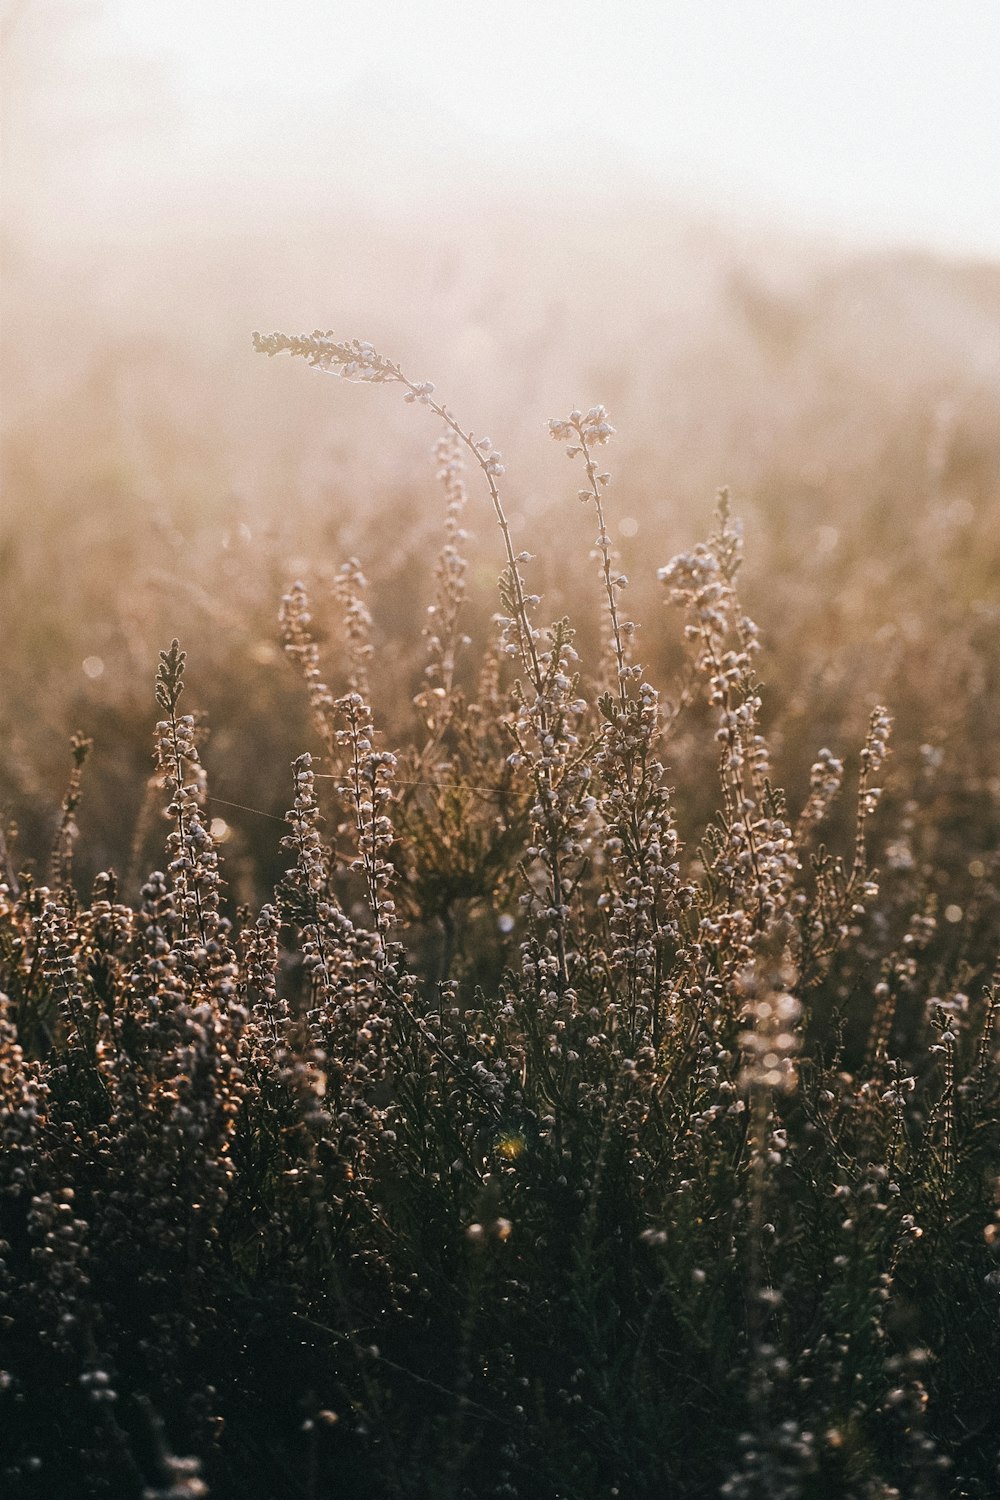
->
[
  {"left": 5, "top": 226, "right": 1000, "bottom": 912},
  {"left": 1, "top": 330, "right": 1000, "bottom": 1500}
]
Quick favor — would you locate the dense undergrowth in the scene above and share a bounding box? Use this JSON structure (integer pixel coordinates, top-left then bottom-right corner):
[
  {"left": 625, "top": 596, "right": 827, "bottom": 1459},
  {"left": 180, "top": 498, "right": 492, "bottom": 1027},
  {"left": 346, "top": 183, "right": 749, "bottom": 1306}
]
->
[{"left": 3, "top": 334, "right": 1000, "bottom": 1498}]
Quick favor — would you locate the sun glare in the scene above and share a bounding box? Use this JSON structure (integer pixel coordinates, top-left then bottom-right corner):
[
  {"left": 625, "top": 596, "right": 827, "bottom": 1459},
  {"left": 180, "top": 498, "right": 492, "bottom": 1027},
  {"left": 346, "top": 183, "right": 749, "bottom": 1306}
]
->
[{"left": 97, "top": 0, "right": 1000, "bottom": 254}]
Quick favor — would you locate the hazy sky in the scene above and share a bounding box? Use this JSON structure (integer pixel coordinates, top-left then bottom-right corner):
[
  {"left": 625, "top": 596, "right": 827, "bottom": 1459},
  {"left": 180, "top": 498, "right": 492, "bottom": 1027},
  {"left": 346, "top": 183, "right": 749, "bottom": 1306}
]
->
[{"left": 85, "top": 0, "right": 1000, "bottom": 255}]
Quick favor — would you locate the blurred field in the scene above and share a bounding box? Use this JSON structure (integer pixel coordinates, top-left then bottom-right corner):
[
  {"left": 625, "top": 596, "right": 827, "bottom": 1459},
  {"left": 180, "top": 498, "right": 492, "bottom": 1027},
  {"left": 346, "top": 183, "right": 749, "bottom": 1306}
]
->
[{"left": 3, "top": 3, "right": 1000, "bottom": 908}]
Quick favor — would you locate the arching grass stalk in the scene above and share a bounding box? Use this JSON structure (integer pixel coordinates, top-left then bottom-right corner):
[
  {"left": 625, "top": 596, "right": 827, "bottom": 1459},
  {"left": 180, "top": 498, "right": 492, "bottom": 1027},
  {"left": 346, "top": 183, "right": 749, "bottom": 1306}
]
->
[{"left": 253, "top": 330, "right": 575, "bottom": 983}]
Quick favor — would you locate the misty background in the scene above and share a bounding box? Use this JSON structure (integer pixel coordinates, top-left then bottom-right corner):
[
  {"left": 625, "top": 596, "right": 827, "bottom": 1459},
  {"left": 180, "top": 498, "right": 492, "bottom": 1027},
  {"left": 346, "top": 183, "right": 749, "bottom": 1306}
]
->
[{"left": 3, "top": 0, "right": 1000, "bottom": 896}]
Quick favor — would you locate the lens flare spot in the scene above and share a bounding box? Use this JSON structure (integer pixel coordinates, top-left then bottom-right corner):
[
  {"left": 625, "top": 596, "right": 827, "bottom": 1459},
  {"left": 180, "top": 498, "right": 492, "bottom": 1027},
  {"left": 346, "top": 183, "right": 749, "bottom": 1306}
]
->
[{"left": 494, "top": 1130, "right": 527, "bottom": 1161}]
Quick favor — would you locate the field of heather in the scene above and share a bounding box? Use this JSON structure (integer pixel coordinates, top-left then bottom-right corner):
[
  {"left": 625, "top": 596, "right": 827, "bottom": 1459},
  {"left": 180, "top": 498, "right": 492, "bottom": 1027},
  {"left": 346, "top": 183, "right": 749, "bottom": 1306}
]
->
[{"left": 4, "top": 5, "right": 1000, "bottom": 1497}]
